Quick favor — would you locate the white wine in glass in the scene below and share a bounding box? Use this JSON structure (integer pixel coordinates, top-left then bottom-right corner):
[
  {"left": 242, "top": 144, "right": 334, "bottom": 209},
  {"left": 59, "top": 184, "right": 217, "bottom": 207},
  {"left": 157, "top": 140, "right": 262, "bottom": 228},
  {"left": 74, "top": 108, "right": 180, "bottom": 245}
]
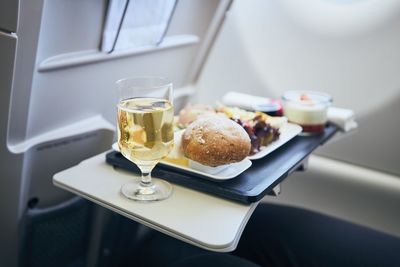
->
[{"left": 116, "top": 77, "right": 174, "bottom": 201}]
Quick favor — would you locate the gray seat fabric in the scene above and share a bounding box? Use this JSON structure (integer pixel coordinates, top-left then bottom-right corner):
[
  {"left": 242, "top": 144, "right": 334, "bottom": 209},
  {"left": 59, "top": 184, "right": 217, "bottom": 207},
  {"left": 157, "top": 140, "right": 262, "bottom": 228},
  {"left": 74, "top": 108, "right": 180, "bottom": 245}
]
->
[{"left": 169, "top": 253, "right": 262, "bottom": 267}]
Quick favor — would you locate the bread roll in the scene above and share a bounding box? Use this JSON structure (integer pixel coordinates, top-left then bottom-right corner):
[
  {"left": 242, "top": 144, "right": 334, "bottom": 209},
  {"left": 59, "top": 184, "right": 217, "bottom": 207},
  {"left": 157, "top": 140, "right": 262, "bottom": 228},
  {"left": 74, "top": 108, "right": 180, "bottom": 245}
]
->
[{"left": 182, "top": 116, "right": 251, "bottom": 167}]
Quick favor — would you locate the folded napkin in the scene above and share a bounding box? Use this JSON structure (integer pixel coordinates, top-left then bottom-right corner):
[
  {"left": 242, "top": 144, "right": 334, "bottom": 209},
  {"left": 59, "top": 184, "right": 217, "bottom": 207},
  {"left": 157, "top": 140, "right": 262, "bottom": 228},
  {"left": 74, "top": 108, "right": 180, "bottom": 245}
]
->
[
  {"left": 327, "top": 107, "right": 358, "bottom": 132},
  {"left": 101, "top": 0, "right": 177, "bottom": 52},
  {"left": 222, "top": 91, "right": 358, "bottom": 133}
]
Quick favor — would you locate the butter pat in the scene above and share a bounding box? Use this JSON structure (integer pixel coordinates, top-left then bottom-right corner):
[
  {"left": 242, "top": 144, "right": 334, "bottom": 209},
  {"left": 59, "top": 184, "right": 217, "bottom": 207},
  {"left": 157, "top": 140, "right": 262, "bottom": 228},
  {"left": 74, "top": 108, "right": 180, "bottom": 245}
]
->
[{"left": 167, "top": 130, "right": 185, "bottom": 159}]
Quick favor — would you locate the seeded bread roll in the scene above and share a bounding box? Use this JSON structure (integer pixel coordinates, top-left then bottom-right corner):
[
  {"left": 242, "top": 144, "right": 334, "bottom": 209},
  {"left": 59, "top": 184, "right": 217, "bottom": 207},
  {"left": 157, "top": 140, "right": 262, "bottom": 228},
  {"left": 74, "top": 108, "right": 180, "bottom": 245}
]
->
[{"left": 182, "top": 116, "right": 251, "bottom": 167}]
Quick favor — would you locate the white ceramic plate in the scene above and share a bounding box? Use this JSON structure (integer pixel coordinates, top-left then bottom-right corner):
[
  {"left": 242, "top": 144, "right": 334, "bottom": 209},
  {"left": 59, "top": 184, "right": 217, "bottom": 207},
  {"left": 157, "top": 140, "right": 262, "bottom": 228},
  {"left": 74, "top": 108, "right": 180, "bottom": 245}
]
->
[
  {"left": 111, "top": 123, "right": 301, "bottom": 178},
  {"left": 111, "top": 143, "right": 252, "bottom": 180},
  {"left": 247, "top": 123, "right": 302, "bottom": 160}
]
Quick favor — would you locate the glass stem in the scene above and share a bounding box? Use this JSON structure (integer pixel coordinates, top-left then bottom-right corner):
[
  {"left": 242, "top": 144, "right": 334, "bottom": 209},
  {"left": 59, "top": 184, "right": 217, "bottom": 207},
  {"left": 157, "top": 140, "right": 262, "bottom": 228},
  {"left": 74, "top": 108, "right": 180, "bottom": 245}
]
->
[{"left": 140, "top": 171, "right": 153, "bottom": 187}]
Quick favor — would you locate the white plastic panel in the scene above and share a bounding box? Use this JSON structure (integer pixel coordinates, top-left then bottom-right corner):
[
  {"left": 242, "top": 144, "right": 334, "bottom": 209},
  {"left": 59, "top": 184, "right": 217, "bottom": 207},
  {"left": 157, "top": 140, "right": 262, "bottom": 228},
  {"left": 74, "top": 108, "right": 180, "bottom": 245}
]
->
[
  {"left": 7, "top": 0, "right": 44, "bottom": 148},
  {"left": 27, "top": 127, "right": 114, "bottom": 207},
  {"left": 0, "top": 0, "right": 19, "bottom": 32},
  {"left": 197, "top": 0, "right": 400, "bottom": 176},
  {"left": 0, "top": 32, "right": 20, "bottom": 267},
  {"left": 8, "top": 0, "right": 224, "bottom": 151},
  {"left": 35, "top": 0, "right": 106, "bottom": 60}
]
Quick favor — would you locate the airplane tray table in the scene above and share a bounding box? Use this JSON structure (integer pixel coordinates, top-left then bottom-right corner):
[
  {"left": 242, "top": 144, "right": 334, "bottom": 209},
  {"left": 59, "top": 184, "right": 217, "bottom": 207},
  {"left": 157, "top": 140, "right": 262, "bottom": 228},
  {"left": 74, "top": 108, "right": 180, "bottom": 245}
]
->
[
  {"left": 106, "top": 124, "right": 339, "bottom": 204},
  {"left": 53, "top": 124, "right": 338, "bottom": 252},
  {"left": 53, "top": 152, "right": 258, "bottom": 252}
]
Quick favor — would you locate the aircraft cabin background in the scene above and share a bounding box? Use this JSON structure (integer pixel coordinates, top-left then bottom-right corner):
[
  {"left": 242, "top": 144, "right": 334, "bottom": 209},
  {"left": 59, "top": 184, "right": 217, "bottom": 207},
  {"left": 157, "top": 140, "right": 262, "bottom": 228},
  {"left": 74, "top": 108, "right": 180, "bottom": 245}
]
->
[{"left": 0, "top": 0, "right": 399, "bottom": 266}]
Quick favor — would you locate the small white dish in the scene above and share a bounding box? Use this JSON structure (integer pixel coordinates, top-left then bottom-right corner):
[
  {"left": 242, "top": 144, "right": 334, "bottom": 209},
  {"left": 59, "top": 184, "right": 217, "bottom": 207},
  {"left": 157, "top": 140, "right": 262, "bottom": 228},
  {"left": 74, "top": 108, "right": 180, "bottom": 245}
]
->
[
  {"left": 188, "top": 160, "right": 230, "bottom": 175},
  {"left": 159, "top": 158, "right": 252, "bottom": 181},
  {"left": 247, "top": 123, "right": 302, "bottom": 160}
]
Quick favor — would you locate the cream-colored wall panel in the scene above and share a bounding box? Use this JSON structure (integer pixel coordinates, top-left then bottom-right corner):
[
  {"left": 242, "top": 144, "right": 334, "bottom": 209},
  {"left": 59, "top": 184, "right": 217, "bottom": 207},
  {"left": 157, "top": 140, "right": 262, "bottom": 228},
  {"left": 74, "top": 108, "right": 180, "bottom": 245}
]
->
[{"left": 197, "top": 0, "right": 400, "bottom": 175}]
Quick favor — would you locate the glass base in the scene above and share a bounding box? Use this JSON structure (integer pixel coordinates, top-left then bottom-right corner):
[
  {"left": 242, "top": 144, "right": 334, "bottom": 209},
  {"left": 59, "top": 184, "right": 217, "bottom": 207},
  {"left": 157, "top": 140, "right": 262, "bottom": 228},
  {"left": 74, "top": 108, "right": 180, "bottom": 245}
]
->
[{"left": 120, "top": 178, "right": 172, "bottom": 201}]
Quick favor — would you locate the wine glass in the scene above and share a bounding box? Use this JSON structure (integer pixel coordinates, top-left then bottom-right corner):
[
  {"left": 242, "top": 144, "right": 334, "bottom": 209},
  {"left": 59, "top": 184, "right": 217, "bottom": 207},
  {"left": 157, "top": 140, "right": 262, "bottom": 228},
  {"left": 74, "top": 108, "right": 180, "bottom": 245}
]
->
[{"left": 116, "top": 77, "right": 174, "bottom": 201}]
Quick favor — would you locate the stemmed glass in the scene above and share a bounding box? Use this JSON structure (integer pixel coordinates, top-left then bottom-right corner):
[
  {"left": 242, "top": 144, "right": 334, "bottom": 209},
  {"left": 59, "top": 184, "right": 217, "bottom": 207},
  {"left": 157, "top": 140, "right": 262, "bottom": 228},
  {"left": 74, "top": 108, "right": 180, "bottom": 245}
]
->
[{"left": 116, "top": 77, "right": 174, "bottom": 201}]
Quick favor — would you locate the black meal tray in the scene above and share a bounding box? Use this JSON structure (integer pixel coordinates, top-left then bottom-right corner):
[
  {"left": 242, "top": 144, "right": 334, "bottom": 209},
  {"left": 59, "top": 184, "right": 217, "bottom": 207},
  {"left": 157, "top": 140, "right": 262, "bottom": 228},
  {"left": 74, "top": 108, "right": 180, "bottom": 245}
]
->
[{"left": 106, "top": 124, "right": 338, "bottom": 204}]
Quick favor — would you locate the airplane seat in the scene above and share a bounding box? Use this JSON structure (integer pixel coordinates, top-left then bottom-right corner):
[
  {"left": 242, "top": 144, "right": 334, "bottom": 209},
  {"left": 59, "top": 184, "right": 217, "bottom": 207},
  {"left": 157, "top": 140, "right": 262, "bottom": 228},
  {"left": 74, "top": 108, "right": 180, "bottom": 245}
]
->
[
  {"left": 168, "top": 254, "right": 261, "bottom": 267},
  {"left": 101, "top": 202, "right": 400, "bottom": 267},
  {"left": 92, "top": 210, "right": 152, "bottom": 267},
  {"left": 233, "top": 203, "right": 400, "bottom": 267},
  {"left": 95, "top": 213, "right": 262, "bottom": 267},
  {"left": 0, "top": 1, "right": 227, "bottom": 266},
  {"left": 19, "top": 197, "right": 93, "bottom": 267}
]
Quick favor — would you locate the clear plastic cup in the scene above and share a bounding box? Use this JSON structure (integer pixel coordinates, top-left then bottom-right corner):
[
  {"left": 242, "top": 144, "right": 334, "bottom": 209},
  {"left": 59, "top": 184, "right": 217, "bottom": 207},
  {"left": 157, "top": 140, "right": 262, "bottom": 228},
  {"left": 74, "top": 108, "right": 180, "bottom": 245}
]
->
[{"left": 282, "top": 91, "right": 332, "bottom": 135}]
